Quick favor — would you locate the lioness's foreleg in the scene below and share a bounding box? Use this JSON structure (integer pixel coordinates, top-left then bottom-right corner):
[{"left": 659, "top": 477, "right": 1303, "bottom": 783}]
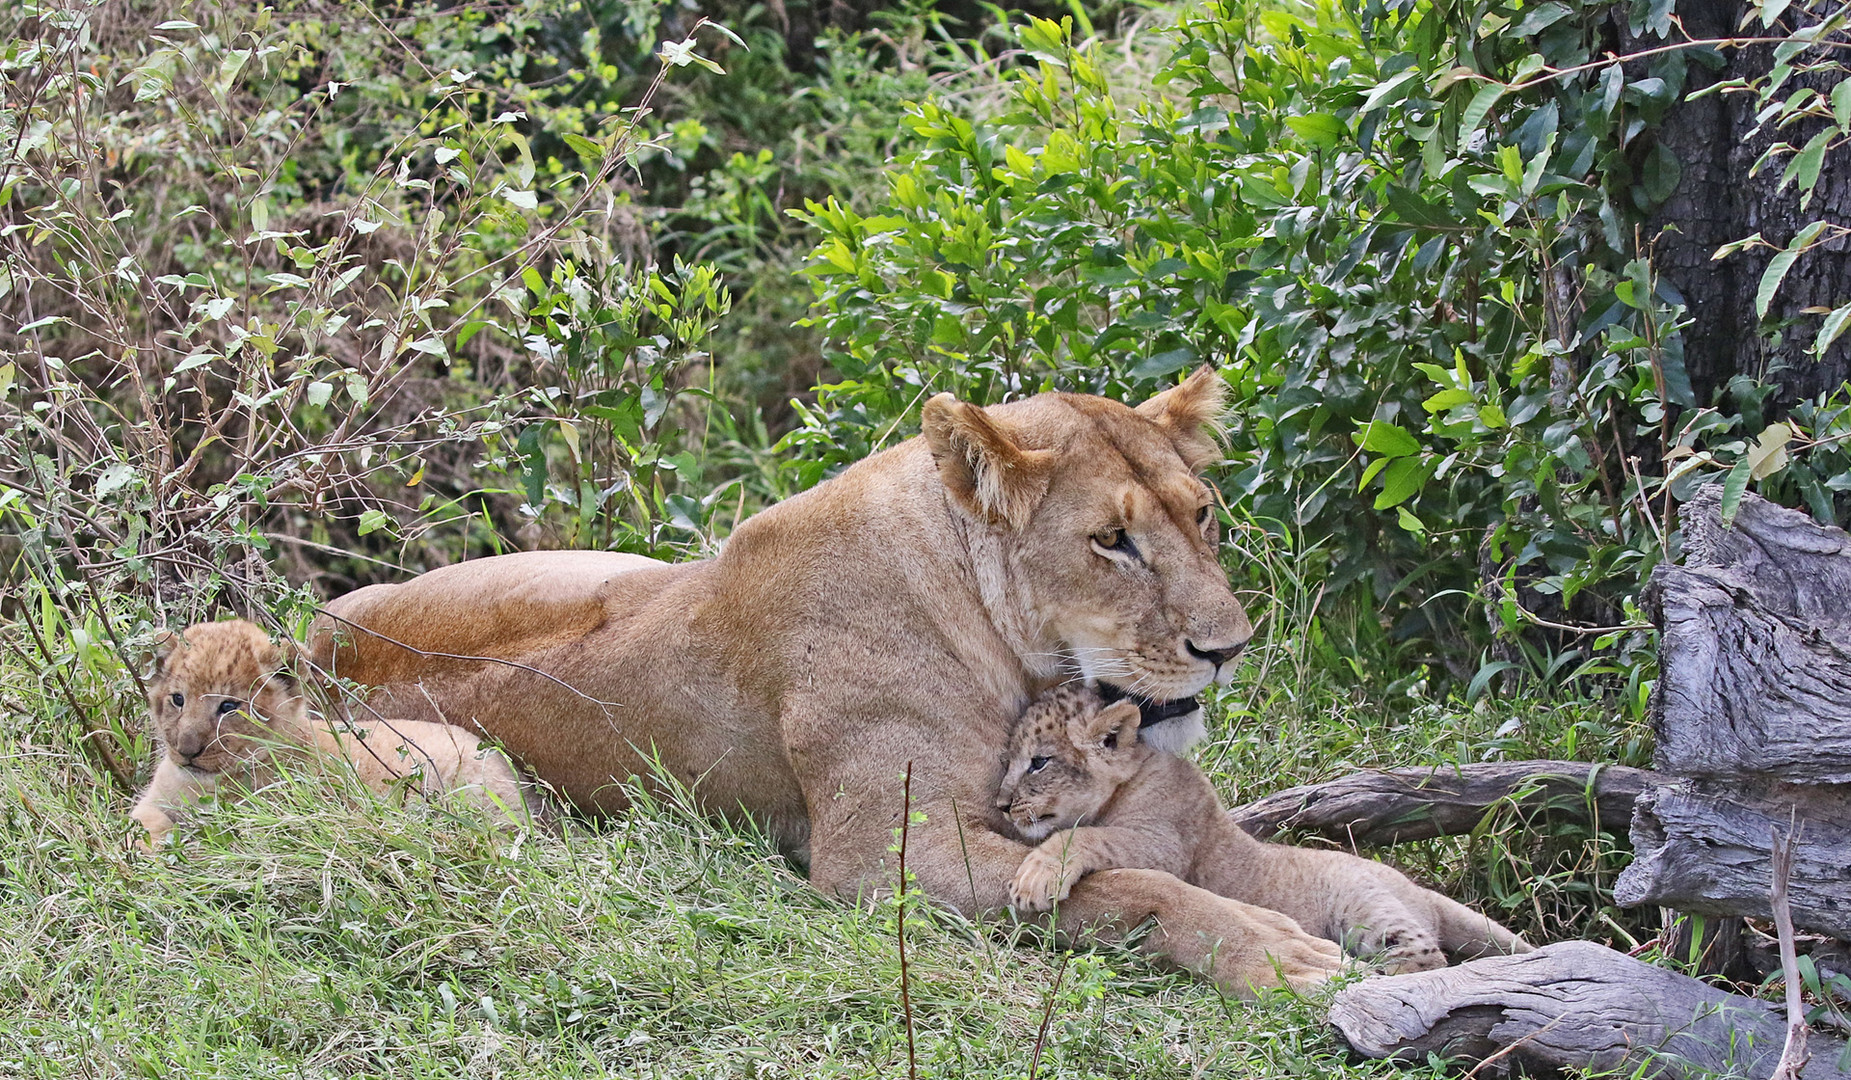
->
[
  {"left": 807, "top": 795, "right": 1343, "bottom": 997},
  {"left": 1053, "top": 868, "right": 1345, "bottom": 996},
  {"left": 1011, "top": 825, "right": 1188, "bottom": 912}
]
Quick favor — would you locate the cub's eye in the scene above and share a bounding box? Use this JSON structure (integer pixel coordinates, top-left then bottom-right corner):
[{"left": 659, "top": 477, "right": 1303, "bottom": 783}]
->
[
  {"left": 169, "top": 692, "right": 185, "bottom": 708},
  {"left": 216, "top": 700, "right": 242, "bottom": 717},
  {"left": 1027, "top": 756, "right": 1050, "bottom": 773}
]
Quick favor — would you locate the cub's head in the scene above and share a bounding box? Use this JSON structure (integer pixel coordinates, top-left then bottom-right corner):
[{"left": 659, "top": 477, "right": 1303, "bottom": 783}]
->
[
  {"left": 922, "top": 366, "right": 1251, "bottom": 724},
  {"left": 995, "top": 684, "right": 1146, "bottom": 842},
  {"left": 148, "top": 620, "right": 306, "bottom": 774}
]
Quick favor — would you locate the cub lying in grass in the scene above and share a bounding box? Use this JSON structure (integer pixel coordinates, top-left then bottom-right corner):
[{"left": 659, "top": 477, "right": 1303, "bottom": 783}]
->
[
  {"left": 996, "top": 684, "right": 1530, "bottom": 973},
  {"left": 130, "top": 620, "right": 543, "bottom": 846}
]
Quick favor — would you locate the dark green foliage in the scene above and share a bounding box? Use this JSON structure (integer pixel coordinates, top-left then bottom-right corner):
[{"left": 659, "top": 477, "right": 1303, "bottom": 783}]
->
[{"left": 793, "top": 0, "right": 1851, "bottom": 682}]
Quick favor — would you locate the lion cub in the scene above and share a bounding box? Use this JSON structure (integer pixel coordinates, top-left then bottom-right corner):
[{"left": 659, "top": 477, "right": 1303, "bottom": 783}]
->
[
  {"left": 997, "top": 685, "right": 1529, "bottom": 972},
  {"left": 130, "top": 620, "right": 542, "bottom": 845}
]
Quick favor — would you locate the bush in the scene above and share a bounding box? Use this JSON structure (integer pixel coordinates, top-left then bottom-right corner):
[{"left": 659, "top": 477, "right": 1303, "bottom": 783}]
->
[{"left": 792, "top": 0, "right": 1851, "bottom": 686}]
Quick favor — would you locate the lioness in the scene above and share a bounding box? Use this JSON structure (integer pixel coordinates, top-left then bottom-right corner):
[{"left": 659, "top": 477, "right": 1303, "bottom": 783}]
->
[
  {"left": 311, "top": 368, "right": 1517, "bottom": 994},
  {"left": 998, "top": 684, "right": 1529, "bottom": 972},
  {"left": 131, "top": 620, "right": 541, "bottom": 845}
]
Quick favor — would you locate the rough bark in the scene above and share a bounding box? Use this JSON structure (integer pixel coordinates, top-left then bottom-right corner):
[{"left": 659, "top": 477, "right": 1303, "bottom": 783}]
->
[
  {"left": 1651, "top": 564, "right": 1851, "bottom": 783},
  {"left": 1228, "top": 762, "right": 1649, "bottom": 846},
  {"left": 1330, "top": 940, "right": 1849, "bottom": 1079},
  {"left": 1618, "top": 486, "right": 1851, "bottom": 940},
  {"left": 1637, "top": 0, "right": 1851, "bottom": 409},
  {"left": 1616, "top": 779, "right": 1851, "bottom": 940}
]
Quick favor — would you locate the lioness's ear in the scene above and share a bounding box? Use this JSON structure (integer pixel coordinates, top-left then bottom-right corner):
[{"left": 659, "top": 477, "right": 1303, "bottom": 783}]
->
[
  {"left": 921, "top": 394, "right": 1055, "bottom": 529},
  {"left": 1136, "top": 365, "right": 1227, "bottom": 471},
  {"left": 1073, "top": 701, "right": 1140, "bottom": 750}
]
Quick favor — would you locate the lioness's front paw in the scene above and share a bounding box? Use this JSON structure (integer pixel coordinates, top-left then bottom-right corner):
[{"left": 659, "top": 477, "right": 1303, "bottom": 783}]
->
[
  {"left": 1263, "top": 930, "right": 1347, "bottom": 994},
  {"left": 1010, "top": 851, "right": 1077, "bottom": 912}
]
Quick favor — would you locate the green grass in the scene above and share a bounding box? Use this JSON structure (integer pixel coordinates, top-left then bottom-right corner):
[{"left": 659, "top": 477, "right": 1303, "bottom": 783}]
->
[{"left": 0, "top": 593, "right": 1650, "bottom": 1079}]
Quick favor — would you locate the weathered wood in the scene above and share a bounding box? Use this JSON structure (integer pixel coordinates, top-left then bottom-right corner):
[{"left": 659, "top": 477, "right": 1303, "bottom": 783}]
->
[
  {"left": 1329, "top": 940, "right": 1848, "bottom": 1079},
  {"left": 1227, "top": 761, "right": 1649, "bottom": 846},
  {"left": 1616, "top": 779, "right": 1851, "bottom": 940},
  {"left": 1651, "top": 489, "right": 1851, "bottom": 784},
  {"left": 1680, "top": 485, "right": 1851, "bottom": 622}
]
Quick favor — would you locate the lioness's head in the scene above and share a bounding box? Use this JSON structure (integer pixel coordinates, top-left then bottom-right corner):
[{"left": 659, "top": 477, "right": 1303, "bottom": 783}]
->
[
  {"left": 922, "top": 366, "right": 1251, "bottom": 725},
  {"left": 149, "top": 620, "right": 306, "bottom": 775},
  {"left": 995, "top": 684, "right": 1146, "bottom": 841}
]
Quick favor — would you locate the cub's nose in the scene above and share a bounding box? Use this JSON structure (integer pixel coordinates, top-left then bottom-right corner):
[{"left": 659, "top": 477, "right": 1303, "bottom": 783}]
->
[
  {"left": 1185, "top": 638, "right": 1247, "bottom": 667},
  {"left": 171, "top": 733, "right": 206, "bottom": 763}
]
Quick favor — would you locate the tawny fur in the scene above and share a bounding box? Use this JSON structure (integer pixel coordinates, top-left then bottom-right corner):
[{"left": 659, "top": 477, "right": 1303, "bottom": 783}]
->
[
  {"left": 997, "top": 684, "right": 1533, "bottom": 972},
  {"left": 305, "top": 368, "right": 1509, "bottom": 995},
  {"left": 130, "top": 620, "right": 540, "bottom": 845}
]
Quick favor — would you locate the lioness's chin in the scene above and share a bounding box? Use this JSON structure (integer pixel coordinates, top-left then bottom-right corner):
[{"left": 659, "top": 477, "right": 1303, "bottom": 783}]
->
[{"left": 1138, "top": 707, "right": 1208, "bottom": 755}]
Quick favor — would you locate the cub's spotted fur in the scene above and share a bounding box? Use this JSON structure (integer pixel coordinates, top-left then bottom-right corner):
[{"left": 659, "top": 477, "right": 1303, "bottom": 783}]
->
[
  {"left": 997, "top": 684, "right": 1529, "bottom": 973},
  {"left": 130, "top": 620, "right": 542, "bottom": 845}
]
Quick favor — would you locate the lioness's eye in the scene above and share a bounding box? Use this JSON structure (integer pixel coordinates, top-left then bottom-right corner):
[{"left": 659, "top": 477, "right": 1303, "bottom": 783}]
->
[
  {"left": 1028, "top": 756, "right": 1050, "bottom": 773},
  {"left": 216, "top": 700, "right": 241, "bottom": 717},
  {"left": 169, "top": 692, "right": 185, "bottom": 708},
  {"left": 1091, "top": 529, "right": 1135, "bottom": 556},
  {"left": 1196, "top": 505, "right": 1213, "bottom": 527}
]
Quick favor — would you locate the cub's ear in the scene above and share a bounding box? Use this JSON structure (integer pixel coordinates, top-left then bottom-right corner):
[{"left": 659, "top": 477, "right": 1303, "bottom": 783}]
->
[
  {"left": 921, "top": 394, "right": 1055, "bottom": 529},
  {"left": 150, "top": 628, "right": 181, "bottom": 669},
  {"left": 265, "top": 637, "right": 309, "bottom": 693},
  {"left": 1135, "top": 365, "right": 1227, "bottom": 471},
  {"left": 1072, "top": 700, "right": 1141, "bottom": 750}
]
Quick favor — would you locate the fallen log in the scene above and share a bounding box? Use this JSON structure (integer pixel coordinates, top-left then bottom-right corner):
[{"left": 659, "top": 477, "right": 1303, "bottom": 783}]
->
[
  {"left": 1616, "top": 779, "right": 1851, "bottom": 941},
  {"left": 1329, "top": 940, "right": 1848, "bottom": 1079},
  {"left": 1228, "top": 761, "right": 1650, "bottom": 846}
]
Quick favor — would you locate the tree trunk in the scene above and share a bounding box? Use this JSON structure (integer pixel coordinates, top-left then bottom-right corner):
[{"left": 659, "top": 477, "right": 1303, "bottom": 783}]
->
[
  {"left": 1616, "top": 486, "right": 1851, "bottom": 938},
  {"left": 1639, "top": 0, "right": 1851, "bottom": 409}
]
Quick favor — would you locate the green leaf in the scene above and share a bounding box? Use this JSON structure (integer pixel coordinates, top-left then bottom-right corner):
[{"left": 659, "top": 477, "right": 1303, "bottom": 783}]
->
[
  {"left": 1720, "top": 455, "right": 1753, "bottom": 526},
  {"left": 1815, "top": 301, "right": 1851, "bottom": 355},
  {"left": 1355, "top": 420, "right": 1421, "bottom": 458},
  {"left": 1361, "top": 70, "right": 1421, "bottom": 113},
  {"left": 1758, "top": 248, "right": 1801, "bottom": 318},
  {"left": 562, "top": 133, "right": 603, "bottom": 162},
  {"left": 1783, "top": 127, "right": 1834, "bottom": 196},
  {"left": 1834, "top": 79, "right": 1851, "bottom": 128},
  {"left": 1422, "top": 388, "right": 1475, "bottom": 412},
  {"left": 356, "top": 509, "right": 392, "bottom": 536},
  {"left": 1396, "top": 505, "right": 1426, "bottom": 534},
  {"left": 1374, "top": 456, "right": 1430, "bottom": 510},
  {"left": 1509, "top": 2, "right": 1571, "bottom": 35},
  {"left": 502, "top": 189, "right": 539, "bottom": 210},
  {"left": 305, "top": 381, "right": 333, "bottom": 408},
  {"left": 1285, "top": 113, "right": 1346, "bottom": 146},
  {"left": 1458, "top": 82, "right": 1504, "bottom": 143}
]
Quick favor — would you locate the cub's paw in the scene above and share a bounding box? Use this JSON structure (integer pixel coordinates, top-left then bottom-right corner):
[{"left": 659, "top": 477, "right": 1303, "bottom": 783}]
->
[
  {"left": 1365, "top": 926, "right": 1446, "bottom": 974},
  {"left": 1010, "top": 850, "right": 1078, "bottom": 912}
]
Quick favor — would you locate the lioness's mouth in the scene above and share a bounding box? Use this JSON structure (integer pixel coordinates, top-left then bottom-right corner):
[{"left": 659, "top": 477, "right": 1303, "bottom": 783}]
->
[{"left": 1095, "top": 683, "right": 1200, "bottom": 729}]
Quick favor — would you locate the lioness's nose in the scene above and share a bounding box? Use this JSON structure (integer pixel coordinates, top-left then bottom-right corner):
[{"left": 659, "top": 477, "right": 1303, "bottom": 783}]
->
[{"left": 1186, "top": 638, "right": 1246, "bottom": 667}]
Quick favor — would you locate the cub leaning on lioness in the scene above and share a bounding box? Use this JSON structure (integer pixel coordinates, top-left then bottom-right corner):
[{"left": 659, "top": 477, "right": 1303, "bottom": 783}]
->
[
  {"left": 997, "top": 684, "right": 1530, "bottom": 972},
  {"left": 129, "top": 620, "right": 542, "bottom": 845}
]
